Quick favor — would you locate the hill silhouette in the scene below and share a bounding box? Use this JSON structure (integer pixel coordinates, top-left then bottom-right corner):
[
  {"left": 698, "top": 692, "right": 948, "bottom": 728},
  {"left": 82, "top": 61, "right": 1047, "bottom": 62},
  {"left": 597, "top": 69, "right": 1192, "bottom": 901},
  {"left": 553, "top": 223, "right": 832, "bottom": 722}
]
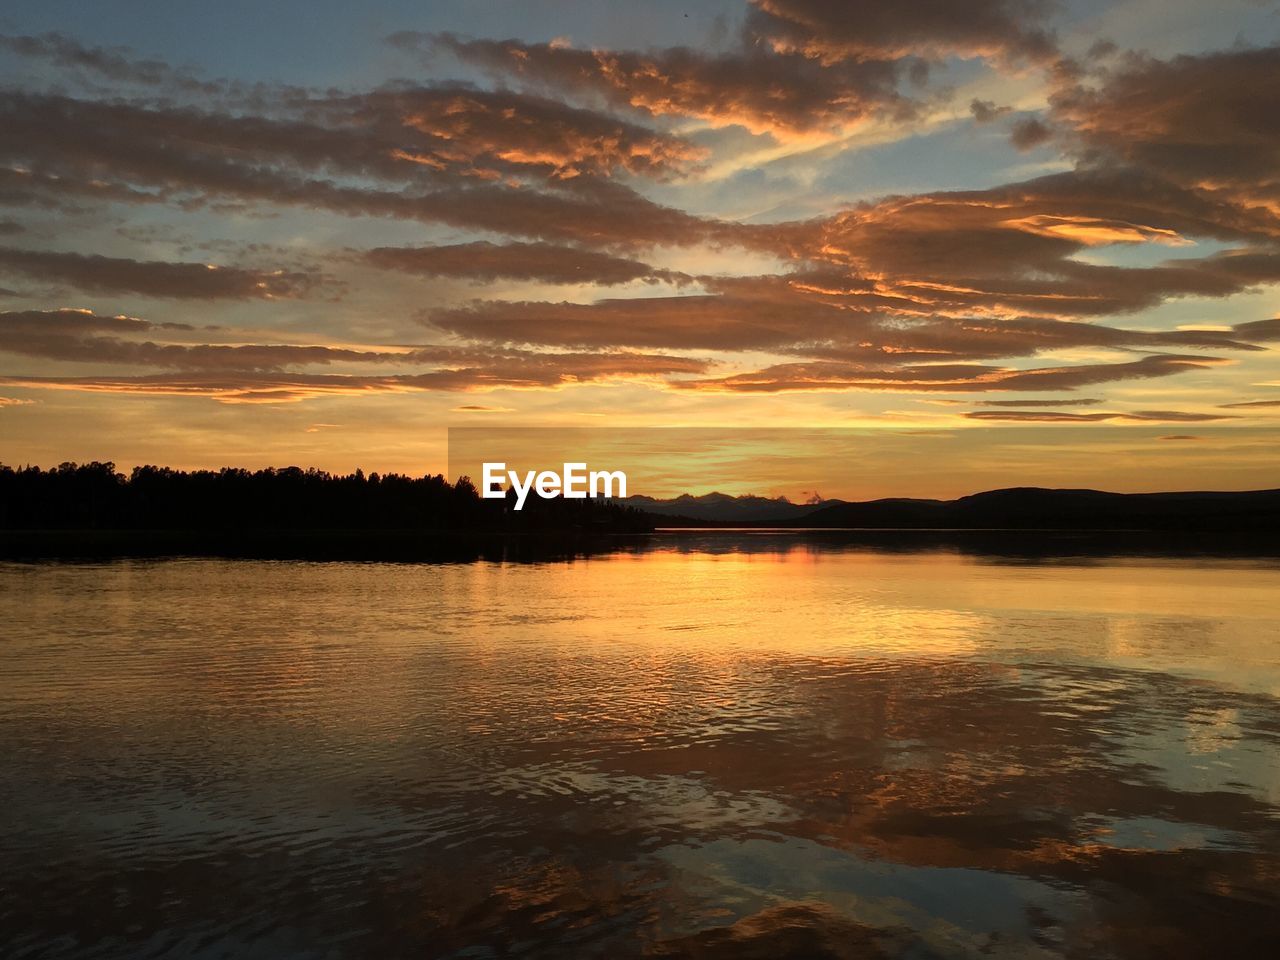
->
[{"left": 745, "top": 486, "right": 1280, "bottom": 531}]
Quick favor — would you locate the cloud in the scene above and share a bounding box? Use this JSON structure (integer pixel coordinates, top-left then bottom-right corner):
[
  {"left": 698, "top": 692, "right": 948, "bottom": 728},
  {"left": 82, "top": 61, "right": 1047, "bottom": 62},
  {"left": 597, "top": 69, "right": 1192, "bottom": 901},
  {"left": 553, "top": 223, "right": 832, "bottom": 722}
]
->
[
  {"left": 363, "top": 241, "right": 688, "bottom": 286},
  {"left": 427, "top": 272, "right": 1277, "bottom": 357},
  {"left": 0, "top": 31, "right": 222, "bottom": 94},
  {"left": 747, "top": 0, "right": 1058, "bottom": 65},
  {"left": 670, "top": 354, "right": 1229, "bottom": 393},
  {"left": 963, "top": 408, "right": 1234, "bottom": 422},
  {"left": 1219, "top": 399, "right": 1280, "bottom": 409},
  {"left": 1228, "top": 318, "right": 1280, "bottom": 342},
  {"left": 970, "top": 98, "right": 1012, "bottom": 123},
  {"left": 351, "top": 85, "right": 704, "bottom": 180},
  {"left": 417, "top": 32, "right": 914, "bottom": 139},
  {"left": 0, "top": 89, "right": 717, "bottom": 250},
  {"left": 0, "top": 308, "right": 709, "bottom": 400},
  {"left": 1050, "top": 45, "right": 1280, "bottom": 208},
  {"left": 1009, "top": 115, "right": 1052, "bottom": 150},
  {"left": 398, "top": 0, "right": 1061, "bottom": 143},
  {"left": 4, "top": 22, "right": 1280, "bottom": 419},
  {"left": 975, "top": 398, "right": 1103, "bottom": 406},
  {"left": 1, "top": 76, "right": 701, "bottom": 182},
  {"left": 0, "top": 308, "right": 396, "bottom": 370},
  {"left": 766, "top": 170, "right": 1280, "bottom": 324},
  {"left": 12, "top": 305, "right": 1246, "bottom": 403},
  {"left": 1157, "top": 435, "right": 1201, "bottom": 441},
  {"left": 0, "top": 395, "right": 36, "bottom": 406},
  {"left": 452, "top": 404, "right": 515, "bottom": 413},
  {"left": 0, "top": 248, "right": 327, "bottom": 300},
  {"left": 428, "top": 291, "right": 845, "bottom": 350},
  {"left": 0, "top": 351, "right": 709, "bottom": 403}
]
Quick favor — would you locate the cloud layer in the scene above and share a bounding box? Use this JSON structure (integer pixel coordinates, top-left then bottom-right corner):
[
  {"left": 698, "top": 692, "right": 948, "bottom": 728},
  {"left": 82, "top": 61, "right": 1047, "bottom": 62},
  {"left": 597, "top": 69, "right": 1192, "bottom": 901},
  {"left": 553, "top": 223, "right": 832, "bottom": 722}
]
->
[{"left": 0, "top": 12, "right": 1278, "bottom": 426}]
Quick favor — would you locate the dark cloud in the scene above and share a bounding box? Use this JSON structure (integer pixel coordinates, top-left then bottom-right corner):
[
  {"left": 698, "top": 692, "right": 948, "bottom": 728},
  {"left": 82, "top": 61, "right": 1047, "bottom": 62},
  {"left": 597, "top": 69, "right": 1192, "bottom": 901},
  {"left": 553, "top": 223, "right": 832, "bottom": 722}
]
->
[
  {"left": 1051, "top": 45, "right": 1280, "bottom": 206},
  {"left": 1009, "top": 115, "right": 1053, "bottom": 150},
  {"left": 428, "top": 291, "right": 845, "bottom": 350},
  {"left": 363, "top": 242, "right": 688, "bottom": 286},
  {"left": 1228, "top": 318, "right": 1280, "bottom": 341},
  {"left": 0, "top": 248, "right": 327, "bottom": 300},
  {"left": 0, "top": 31, "right": 221, "bottom": 94},
  {"left": 1219, "top": 399, "right": 1280, "bottom": 409},
  {"left": 0, "top": 165, "right": 162, "bottom": 212},
  {"left": 0, "top": 309, "right": 398, "bottom": 370},
  {"left": 0, "top": 308, "right": 151, "bottom": 337},
  {"left": 1157, "top": 435, "right": 1200, "bottom": 440},
  {"left": 970, "top": 98, "right": 1012, "bottom": 123},
  {"left": 747, "top": 0, "right": 1058, "bottom": 65},
  {"left": 1, "top": 77, "right": 700, "bottom": 182}
]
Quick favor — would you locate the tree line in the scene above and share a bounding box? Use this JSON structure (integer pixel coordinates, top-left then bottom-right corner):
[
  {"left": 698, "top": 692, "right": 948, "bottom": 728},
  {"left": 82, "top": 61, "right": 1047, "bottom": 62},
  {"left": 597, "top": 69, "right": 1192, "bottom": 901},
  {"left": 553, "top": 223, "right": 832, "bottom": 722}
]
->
[{"left": 0, "top": 462, "right": 653, "bottom": 533}]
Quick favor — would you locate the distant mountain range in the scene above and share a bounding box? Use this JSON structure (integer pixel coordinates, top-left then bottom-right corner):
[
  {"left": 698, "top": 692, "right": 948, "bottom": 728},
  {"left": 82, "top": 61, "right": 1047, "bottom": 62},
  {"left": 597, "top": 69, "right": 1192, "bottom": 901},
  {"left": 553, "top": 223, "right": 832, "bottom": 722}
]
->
[
  {"left": 622, "top": 487, "right": 1280, "bottom": 531},
  {"left": 619, "top": 492, "right": 840, "bottom": 523}
]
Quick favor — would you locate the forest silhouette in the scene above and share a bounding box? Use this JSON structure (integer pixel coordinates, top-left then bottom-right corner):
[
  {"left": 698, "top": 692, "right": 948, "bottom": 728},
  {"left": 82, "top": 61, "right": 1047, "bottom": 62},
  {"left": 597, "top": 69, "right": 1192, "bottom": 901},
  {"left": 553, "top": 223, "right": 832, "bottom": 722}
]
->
[{"left": 0, "top": 462, "right": 652, "bottom": 534}]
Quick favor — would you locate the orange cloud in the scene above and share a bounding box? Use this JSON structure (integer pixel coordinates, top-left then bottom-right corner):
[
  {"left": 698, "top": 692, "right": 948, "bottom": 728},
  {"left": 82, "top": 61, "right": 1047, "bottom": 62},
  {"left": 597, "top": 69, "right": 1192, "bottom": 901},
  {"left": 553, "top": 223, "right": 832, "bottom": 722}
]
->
[{"left": 963, "top": 409, "right": 1235, "bottom": 423}]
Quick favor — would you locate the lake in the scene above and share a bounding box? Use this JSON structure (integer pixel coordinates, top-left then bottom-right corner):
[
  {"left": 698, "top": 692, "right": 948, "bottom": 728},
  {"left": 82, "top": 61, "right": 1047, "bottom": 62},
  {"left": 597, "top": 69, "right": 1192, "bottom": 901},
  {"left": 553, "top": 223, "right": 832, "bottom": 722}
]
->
[{"left": 3, "top": 537, "right": 1279, "bottom": 958}]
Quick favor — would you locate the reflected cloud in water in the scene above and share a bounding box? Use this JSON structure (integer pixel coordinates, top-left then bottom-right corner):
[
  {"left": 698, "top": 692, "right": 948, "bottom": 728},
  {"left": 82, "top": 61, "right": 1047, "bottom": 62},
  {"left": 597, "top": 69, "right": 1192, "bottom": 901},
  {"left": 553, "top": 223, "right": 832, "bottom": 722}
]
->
[{"left": 2, "top": 544, "right": 1279, "bottom": 957}]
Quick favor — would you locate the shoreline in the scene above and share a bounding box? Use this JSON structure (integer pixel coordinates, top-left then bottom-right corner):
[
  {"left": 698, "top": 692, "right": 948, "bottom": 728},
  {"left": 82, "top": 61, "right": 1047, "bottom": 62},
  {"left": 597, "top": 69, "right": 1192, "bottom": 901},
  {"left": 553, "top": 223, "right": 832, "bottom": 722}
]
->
[{"left": 5, "top": 526, "right": 1280, "bottom": 562}]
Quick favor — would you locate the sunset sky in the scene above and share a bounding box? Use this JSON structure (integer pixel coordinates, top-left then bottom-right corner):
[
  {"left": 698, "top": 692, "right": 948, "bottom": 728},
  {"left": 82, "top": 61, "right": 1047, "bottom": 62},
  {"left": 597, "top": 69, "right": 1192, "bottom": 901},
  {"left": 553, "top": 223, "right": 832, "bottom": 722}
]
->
[{"left": 2, "top": 0, "right": 1279, "bottom": 498}]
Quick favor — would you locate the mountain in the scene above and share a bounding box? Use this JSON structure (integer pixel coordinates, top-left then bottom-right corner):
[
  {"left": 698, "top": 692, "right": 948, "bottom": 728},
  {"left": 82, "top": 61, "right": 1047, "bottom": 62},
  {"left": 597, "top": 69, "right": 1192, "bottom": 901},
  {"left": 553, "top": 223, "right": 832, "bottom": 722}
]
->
[
  {"left": 618, "top": 492, "right": 841, "bottom": 523},
  {"left": 619, "top": 487, "right": 1280, "bottom": 530},
  {"left": 790, "top": 487, "right": 1280, "bottom": 531}
]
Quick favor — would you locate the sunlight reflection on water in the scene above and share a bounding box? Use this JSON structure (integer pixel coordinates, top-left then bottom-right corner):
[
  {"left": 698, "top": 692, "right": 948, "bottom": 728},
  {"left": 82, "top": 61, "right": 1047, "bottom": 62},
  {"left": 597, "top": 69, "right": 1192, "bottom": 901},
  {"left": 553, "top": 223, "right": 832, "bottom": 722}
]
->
[{"left": 2, "top": 541, "right": 1279, "bottom": 958}]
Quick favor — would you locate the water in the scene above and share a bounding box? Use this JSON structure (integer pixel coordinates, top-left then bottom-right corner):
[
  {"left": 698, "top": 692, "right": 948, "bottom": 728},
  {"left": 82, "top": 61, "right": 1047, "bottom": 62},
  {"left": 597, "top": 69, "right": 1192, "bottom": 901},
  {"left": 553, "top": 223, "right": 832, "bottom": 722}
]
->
[{"left": 3, "top": 538, "right": 1280, "bottom": 958}]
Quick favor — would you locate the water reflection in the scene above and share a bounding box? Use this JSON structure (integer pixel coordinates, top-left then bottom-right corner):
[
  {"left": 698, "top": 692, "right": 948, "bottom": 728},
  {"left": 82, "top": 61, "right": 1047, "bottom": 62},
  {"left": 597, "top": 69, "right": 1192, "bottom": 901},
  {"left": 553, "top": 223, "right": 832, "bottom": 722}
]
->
[{"left": 2, "top": 544, "right": 1279, "bottom": 958}]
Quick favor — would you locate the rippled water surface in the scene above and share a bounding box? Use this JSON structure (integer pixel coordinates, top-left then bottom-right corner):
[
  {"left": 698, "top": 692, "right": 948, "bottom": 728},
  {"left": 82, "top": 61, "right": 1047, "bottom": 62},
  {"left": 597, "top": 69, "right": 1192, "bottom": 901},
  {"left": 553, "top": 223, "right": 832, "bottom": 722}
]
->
[{"left": 3, "top": 539, "right": 1280, "bottom": 958}]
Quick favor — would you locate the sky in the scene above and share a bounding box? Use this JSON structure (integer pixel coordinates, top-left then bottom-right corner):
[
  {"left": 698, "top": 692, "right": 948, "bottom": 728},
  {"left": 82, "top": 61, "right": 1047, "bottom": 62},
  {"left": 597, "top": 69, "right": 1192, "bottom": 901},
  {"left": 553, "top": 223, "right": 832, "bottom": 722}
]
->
[{"left": 1, "top": 0, "right": 1279, "bottom": 498}]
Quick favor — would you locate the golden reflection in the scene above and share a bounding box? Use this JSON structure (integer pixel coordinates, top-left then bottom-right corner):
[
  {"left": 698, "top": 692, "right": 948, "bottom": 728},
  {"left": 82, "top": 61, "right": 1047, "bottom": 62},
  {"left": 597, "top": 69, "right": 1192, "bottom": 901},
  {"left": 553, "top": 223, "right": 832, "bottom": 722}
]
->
[{"left": 3, "top": 549, "right": 1280, "bottom": 957}]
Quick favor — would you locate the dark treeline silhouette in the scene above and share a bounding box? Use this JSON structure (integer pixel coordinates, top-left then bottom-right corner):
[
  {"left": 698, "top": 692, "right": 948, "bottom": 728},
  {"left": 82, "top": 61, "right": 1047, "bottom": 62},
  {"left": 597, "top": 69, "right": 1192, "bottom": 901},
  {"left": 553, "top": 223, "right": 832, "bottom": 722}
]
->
[{"left": 0, "top": 462, "right": 652, "bottom": 535}]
